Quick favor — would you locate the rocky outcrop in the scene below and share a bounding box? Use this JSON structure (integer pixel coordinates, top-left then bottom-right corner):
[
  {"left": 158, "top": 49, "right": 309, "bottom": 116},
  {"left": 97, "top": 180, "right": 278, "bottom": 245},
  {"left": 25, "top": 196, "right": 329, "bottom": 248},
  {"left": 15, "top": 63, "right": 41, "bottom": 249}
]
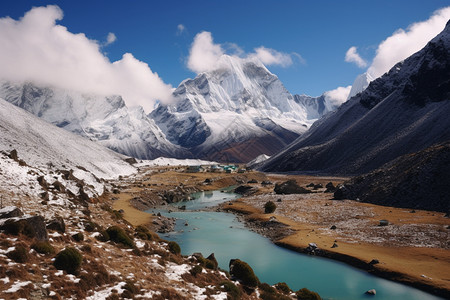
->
[{"left": 274, "top": 180, "right": 311, "bottom": 195}]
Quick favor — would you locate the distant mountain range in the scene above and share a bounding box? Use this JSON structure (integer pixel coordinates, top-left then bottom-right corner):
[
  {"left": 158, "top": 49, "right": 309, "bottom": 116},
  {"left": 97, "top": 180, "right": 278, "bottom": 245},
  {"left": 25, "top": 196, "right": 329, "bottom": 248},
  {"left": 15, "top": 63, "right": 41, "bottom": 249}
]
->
[
  {"left": 261, "top": 20, "right": 450, "bottom": 175},
  {"left": 0, "top": 55, "right": 341, "bottom": 162}
]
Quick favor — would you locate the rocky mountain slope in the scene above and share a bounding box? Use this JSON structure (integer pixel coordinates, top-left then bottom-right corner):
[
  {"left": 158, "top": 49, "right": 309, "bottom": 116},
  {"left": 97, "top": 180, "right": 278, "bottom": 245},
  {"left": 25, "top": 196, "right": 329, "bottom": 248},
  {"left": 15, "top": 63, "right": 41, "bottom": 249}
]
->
[
  {"left": 334, "top": 141, "right": 450, "bottom": 212},
  {"left": 0, "top": 81, "right": 189, "bottom": 160},
  {"left": 261, "top": 20, "right": 450, "bottom": 175}
]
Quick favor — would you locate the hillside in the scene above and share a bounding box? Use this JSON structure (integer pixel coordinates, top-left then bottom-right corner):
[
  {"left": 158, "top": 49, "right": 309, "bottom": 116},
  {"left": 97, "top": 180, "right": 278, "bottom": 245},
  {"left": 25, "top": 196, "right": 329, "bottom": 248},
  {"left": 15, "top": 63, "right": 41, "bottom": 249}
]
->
[{"left": 261, "top": 20, "right": 450, "bottom": 175}]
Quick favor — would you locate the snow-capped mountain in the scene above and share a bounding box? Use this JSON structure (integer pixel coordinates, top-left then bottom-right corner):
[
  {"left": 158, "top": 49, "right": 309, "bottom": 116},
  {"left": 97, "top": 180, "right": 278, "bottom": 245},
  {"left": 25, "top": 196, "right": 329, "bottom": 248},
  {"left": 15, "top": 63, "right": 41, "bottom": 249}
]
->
[
  {"left": 346, "top": 72, "right": 373, "bottom": 100},
  {"left": 0, "top": 81, "right": 188, "bottom": 160},
  {"left": 0, "top": 96, "right": 135, "bottom": 180},
  {"left": 151, "top": 55, "right": 325, "bottom": 162},
  {"left": 261, "top": 20, "right": 450, "bottom": 175}
]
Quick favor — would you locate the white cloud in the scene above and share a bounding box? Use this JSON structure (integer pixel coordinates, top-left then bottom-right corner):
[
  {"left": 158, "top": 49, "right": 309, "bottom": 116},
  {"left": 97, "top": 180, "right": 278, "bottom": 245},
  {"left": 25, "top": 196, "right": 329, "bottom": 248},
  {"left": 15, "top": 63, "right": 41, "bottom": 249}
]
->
[
  {"left": 250, "top": 46, "right": 293, "bottom": 67},
  {"left": 368, "top": 6, "right": 450, "bottom": 78},
  {"left": 105, "top": 32, "right": 117, "bottom": 45},
  {"left": 187, "top": 31, "right": 224, "bottom": 73},
  {"left": 0, "top": 5, "right": 174, "bottom": 112},
  {"left": 187, "top": 31, "right": 302, "bottom": 73},
  {"left": 177, "top": 24, "right": 185, "bottom": 35},
  {"left": 345, "top": 46, "right": 367, "bottom": 68},
  {"left": 324, "top": 85, "right": 352, "bottom": 109}
]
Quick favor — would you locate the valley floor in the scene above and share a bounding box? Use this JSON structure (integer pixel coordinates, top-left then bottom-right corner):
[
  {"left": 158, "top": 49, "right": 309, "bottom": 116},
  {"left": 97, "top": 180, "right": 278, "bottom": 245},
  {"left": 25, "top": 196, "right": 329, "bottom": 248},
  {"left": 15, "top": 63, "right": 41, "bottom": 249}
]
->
[{"left": 114, "top": 168, "right": 450, "bottom": 298}]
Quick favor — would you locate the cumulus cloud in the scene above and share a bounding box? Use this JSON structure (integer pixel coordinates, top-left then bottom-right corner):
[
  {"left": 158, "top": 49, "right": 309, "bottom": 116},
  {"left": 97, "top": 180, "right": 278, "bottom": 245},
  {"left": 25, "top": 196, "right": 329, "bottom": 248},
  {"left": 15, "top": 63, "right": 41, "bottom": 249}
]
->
[
  {"left": 0, "top": 5, "right": 174, "bottom": 112},
  {"left": 250, "top": 46, "right": 293, "bottom": 67},
  {"left": 345, "top": 46, "right": 367, "bottom": 68},
  {"left": 187, "top": 31, "right": 225, "bottom": 73},
  {"left": 187, "top": 31, "right": 302, "bottom": 73},
  {"left": 368, "top": 6, "right": 450, "bottom": 78},
  {"left": 324, "top": 85, "right": 352, "bottom": 110},
  {"left": 105, "top": 32, "right": 117, "bottom": 45},
  {"left": 176, "top": 24, "right": 186, "bottom": 35}
]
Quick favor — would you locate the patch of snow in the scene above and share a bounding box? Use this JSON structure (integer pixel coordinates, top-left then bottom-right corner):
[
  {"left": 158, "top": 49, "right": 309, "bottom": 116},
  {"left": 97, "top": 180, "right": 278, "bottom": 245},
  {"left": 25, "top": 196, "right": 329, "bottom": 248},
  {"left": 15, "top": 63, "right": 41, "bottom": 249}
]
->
[
  {"left": 0, "top": 276, "right": 10, "bottom": 284},
  {"left": 4, "top": 280, "right": 32, "bottom": 293},
  {"left": 165, "top": 263, "right": 191, "bottom": 281},
  {"left": 85, "top": 281, "right": 126, "bottom": 300},
  {"left": 135, "top": 240, "right": 146, "bottom": 248},
  {"left": 137, "top": 157, "right": 219, "bottom": 167}
]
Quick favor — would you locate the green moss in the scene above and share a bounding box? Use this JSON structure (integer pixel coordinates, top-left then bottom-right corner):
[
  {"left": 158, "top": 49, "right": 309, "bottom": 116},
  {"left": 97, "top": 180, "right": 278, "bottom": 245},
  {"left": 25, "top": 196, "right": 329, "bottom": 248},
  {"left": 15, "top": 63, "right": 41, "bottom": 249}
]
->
[
  {"left": 190, "top": 265, "right": 203, "bottom": 277},
  {"left": 220, "top": 281, "right": 241, "bottom": 300},
  {"left": 71, "top": 232, "right": 84, "bottom": 242},
  {"left": 264, "top": 201, "right": 277, "bottom": 214},
  {"left": 7, "top": 245, "right": 29, "bottom": 263},
  {"left": 167, "top": 241, "right": 181, "bottom": 255},
  {"left": 296, "top": 288, "right": 321, "bottom": 300},
  {"left": 54, "top": 247, "right": 83, "bottom": 274},
  {"left": 229, "top": 259, "right": 259, "bottom": 288},
  {"left": 275, "top": 282, "right": 292, "bottom": 294},
  {"left": 106, "top": 226, "right": 134, "bottom": 248},
  {"left": 31, "top": 241, "right": 55, "bottom": 255}
]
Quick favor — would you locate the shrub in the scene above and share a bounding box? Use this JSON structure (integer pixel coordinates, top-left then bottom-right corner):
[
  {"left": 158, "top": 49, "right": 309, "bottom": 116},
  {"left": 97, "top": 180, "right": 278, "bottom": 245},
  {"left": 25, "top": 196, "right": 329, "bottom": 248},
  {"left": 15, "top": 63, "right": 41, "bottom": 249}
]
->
[
  {"left": 31, "top": 241, "right": 55, "bottom": 255},
  {"left": 106, "top": 226, "right": 134, "bottom": 248},
  {"left": 135, "top": 225, "right": 154, "bottom": 240},
  {"left": 167, "top": 241, "right": 181, "bottom": 255},
  {"left": 122, "top": 280, "right": 139, "bottom": 298},
  {"left": 296, "top": 288, "right": 321, "bottom": 300},
  {"left": 220, "top": 281, "right": 241, "bottom": 300},
  {"left": 54, "top": 247, "right": 83, "bottom": 274},
  {"left": 96, "top": 230, "right": 110, "bottom": 242},
  {"left": 229, "top": 259, "right": 259, "bottom": 288},
  {"left": 7, "top": 245, "right": 29, "bottom": 263},
  {"left": 190, "top": 265, "right": 202, "bottom": 277},
  {"left": 72, "top": 232, "right": 84, "bottom": 242},
  {"left": 264, "top": 201, "right": 276, "bottom": 214},
  {"left": 275, "top": 282, "right": 292, "bottom": 294}
]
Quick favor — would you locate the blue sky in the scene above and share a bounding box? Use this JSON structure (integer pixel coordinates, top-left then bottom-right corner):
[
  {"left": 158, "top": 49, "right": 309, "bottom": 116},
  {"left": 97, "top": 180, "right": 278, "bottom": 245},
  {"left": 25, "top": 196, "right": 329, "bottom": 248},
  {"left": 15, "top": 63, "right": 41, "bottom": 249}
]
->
[{"left": 0, "top": 0, "right": 449, "bottom": 110}]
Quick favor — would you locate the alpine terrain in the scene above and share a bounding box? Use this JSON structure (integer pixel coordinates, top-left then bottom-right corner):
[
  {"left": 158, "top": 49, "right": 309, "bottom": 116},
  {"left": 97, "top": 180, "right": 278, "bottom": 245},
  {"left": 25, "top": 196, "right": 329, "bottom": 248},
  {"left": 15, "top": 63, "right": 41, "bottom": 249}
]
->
[{"left": 261, "top": 20, "right": 450, "bottom": 175}]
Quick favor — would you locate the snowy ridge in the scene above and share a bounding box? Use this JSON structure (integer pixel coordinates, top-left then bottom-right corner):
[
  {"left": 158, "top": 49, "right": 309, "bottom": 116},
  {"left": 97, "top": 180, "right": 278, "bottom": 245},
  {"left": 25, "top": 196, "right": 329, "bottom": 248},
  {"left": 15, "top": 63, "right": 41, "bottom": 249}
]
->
[
  {"left": 0, "top": 81, "right": 187, "bottom": 160},
  {"left": 137, "top": 157, "right": 219, "bottom": 167},
  {"left": 0, "top": 97, "right": 135, "bottom": 179}
]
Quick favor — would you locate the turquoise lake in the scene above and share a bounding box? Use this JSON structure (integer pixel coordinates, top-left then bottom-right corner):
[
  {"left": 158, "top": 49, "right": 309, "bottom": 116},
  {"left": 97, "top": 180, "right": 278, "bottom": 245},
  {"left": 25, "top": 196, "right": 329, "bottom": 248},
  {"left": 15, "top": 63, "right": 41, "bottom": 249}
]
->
[{"left": 147, "top": 189, "right": 443, "bottom": 300}]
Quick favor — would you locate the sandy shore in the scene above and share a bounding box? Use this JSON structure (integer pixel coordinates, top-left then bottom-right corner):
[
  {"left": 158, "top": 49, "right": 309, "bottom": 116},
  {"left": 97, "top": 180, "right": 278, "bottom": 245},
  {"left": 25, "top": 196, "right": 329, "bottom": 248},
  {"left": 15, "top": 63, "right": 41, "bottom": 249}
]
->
[{"left": 111, "top": 168, "right": 450, "bottom": 298}]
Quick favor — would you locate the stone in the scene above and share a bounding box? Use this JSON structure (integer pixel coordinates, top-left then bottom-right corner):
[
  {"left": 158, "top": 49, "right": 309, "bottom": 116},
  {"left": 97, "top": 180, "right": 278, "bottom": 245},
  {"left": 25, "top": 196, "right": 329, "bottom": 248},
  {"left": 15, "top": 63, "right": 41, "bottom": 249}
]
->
[
  {"left": 247, "top": 179, "right": 258, "bottom": 184},
  {"left": 52, "top": 181, "right": 65, "bottom": 192},
  {"left": 0, "top": 215, "right": 48, "bottom": 240},
  {"left": 369, "top": 259, "right": 379, "bottom": 265},
  {"left": 379, "top": 219, "right": 389, "bottom": 226},
  {"left": 206, "top": 253, "right": 219, "bottom": 270},
  {"left": 274, "top": 180, "right": 311, "bottom": 195},
  {"left": 330, "top": 225, "right": 337, "bottom": 230},
  {"left": 331, "top": 243, "right": 338, "bottom": 248},
  {"left": 325, "top": 182, "right": 336, "bottom": 193},
  {"left": 234, "top": 185, "right": 258, "bottom": 196},
  {"left": 0, "top": 206, "right": 23, "bottom": 219},
  {"left": 365, "top": 289, "right": 376, "bottom": 295},
  {"left": 46, "top": 217, "right": 66, "bottom": 233},
  {"left": 261, "top": 181, "right": 272, "bottom": 185},
  {"left": 313, "top": 183, "right": 323, "bottom": 190},
  {"left": 306, "top": 183, "right": 315, "bottom": 188}
]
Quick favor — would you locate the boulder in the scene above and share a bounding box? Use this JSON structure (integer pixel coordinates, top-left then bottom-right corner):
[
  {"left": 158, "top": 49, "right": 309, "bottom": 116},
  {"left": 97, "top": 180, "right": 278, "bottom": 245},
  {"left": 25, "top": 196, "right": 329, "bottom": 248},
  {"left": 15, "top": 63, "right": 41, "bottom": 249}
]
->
[
  {"left": 331, "top": 243, "right": 338, "bottom": 248},
  {"left": 247, "top": 179, "right": 258, "bottom": 184},
  {"left": 46, "top": 217, "right": 66, "bottom": 233},
  {"left": 52, "top": 181, "right": 66, "bottom": 193},
  {"left": 261, "top": 180, "right": 272, "bottom": 185},
  {"left": 313, "top": 183, "right": 323, "bottom": 190},
  {"left": 0, "top": 206, "right": 24, "bottom": 219},
  {"left": 274, "top": 180, "right": 311, "bottom": 195},
  {"left": 206, "top": 253, "right": 219, "bottom": 270},
  {"left": 365, "top": 289, "right": 376, "bottom": 295},
  {"left": 1, "top": 215, "right": 48, "bottom": 240},
  {"left": 325, "top": 182, "right": 336, "bottom": 193},
  {"left": 306, "top": 243, "right": 320, "bottom": 255},
  {"left": 369, "top": 259, "right": 380, "bottom": 265},
  {"left": 234, "top": 185, "right": 258, "bottom": 196}
]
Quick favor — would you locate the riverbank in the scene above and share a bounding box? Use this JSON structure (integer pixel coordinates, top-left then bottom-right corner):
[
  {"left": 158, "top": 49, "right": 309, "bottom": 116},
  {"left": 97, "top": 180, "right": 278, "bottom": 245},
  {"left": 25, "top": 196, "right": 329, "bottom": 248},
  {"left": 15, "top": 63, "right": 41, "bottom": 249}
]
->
[
  {"left": 221, "top": 174, "right": 450, "bottom": 298},
  {"left": 112, "top": 168, "right": 450, "bottom": 298}
]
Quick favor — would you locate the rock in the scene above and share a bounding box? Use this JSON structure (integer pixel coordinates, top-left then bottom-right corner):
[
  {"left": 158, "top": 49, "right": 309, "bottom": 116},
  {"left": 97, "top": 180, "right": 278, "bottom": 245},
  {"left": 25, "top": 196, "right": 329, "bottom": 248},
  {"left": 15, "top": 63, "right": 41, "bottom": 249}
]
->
[
  {"left": 379, "top": 219, "right": 389, "bottom": 226},
  {"left": 330, "top": 225, "right": 337, "bottom": 230},
  {"left": 277, "top": 198, "right": 282, "bottom": 202},
  {"left": 234, "top": 185, "right": 258, "bottom": 196},
  {"left": 37, "top": 176, "right": 49, "bottom": 189},
  {"left": 305, "top": 243, "right": 320, "bottom": 255},
  {"left": 261, "top": 181, "right": 272, "bottom": 185},
  {"left": 365, "top": 289, "right": 376, "bottom": 295},
  {"left": 192, "top": 252, "right": 204, "bottom": 259},
  {"left": 306, "top": 183, "right": 315, "bottom": 188},
  {"left": 247, "top": 179, "right": 258, "bottom": 184},
  {"left": 52, "top": 181, "right": 65, "bottom": 192},
  {"left": 179, "top": 205, "right": 186, "bottom": 211},
  {"left": 325, "top": 182, "right": 336, "bottom": 193},
  {"left": 152, "top": 216, "right": 176, "bottom": 233},
  {"left": 274, "top": 180, "right": 311, "bottom": 195},
  {"left": 124, "top": 157, "right": 138, "bottom": 165},
  {"left": 313, "top": 183, "right": 323, "bottom": 190},
  {"left": 331, "top": 243, "right": 338, "bottom": 248},
  {"left": 0, "top": 206, "right": 23, "bottom": 219},
  {"left": 0, "top": 215, "right": 48, "bottom": 240},
  {"left": 206, "top": 253, "right": 219, "bottom": 270},
  {"left": 46, "top": 217, "right": 66, "bottom": 233},
  {"left": 333, "top": 184, "right": 349, "bottom": 200},
  {"left": 204, "top": 178, "right": 212, "bottom": 184},
  {"left": 369, "top": 259, "right": 379, "bottom": 265}
]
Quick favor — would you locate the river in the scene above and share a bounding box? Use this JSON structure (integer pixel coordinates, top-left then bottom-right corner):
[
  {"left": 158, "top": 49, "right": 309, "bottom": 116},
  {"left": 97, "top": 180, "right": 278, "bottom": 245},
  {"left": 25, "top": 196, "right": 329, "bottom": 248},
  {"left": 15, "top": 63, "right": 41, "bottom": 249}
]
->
[{"left": 147, "top": 189, "right": 443, "bottom": 300}]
